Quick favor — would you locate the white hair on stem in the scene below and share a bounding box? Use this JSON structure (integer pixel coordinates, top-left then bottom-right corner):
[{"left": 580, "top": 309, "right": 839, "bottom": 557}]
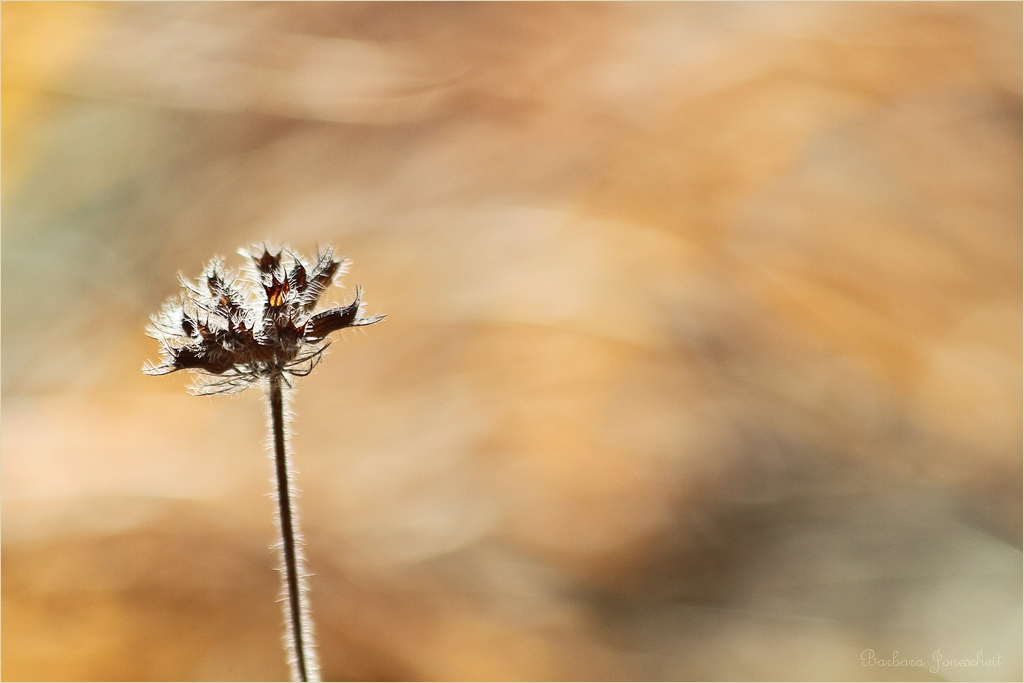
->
[{"left": 265, "top": 372, "right": 320, "bottom": 682}]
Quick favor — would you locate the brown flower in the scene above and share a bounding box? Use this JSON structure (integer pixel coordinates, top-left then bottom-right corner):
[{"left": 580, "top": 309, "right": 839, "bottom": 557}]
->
[{"left": 144, "top": 244, "right": 384, "bottom": 394}]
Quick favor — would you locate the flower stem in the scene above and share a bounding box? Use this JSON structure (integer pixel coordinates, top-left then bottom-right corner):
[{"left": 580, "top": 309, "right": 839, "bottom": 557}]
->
[{"left": 268, "top": 372, "right": 317, "bottom": 682}]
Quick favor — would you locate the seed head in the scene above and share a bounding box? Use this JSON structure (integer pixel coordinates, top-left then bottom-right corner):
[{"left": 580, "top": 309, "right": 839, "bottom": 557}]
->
[{"left": 144, "top": 244, "right": 384, "bottom": 394}]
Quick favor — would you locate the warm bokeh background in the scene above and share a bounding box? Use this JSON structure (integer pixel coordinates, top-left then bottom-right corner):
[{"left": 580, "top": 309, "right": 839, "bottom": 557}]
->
[{"left": 2, "top": 3, "right": 1021, "bottom": 681}]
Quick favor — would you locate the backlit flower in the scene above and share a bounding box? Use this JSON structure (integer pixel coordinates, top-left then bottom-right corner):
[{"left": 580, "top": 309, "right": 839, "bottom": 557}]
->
[{"left": 144, "top": 244, "right": 384, "bottom": 394}]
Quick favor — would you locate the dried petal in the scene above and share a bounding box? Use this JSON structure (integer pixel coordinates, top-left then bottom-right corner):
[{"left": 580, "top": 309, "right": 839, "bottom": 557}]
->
[
  {"left": 253, "top": 248, "right": 282, "bottom": 275},
  {"left": 171, "top": 347, "right": 235, "bottom": 375},
  {"left": 290, "top": 261, "right": 308, "bottom": 293},
  {"left": 304, "top": 300, "right": 360, "bottom": 341}
]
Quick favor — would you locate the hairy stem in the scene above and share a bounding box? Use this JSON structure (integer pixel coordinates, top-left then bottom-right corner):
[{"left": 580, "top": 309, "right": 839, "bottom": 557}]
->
[{"left": 268, "top": 373, "right": 318, "bottom": 682}]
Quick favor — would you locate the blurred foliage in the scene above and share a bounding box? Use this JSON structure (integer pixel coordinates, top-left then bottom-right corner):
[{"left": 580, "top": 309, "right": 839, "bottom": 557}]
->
[{"left": 2, "top": 3, "right": 1021, "bottom": 681}]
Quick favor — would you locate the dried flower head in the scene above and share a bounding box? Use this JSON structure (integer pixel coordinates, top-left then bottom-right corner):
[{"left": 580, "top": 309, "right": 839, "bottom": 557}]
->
[{"left": 144, "top": 244, "right": 384, "bottom": 394}]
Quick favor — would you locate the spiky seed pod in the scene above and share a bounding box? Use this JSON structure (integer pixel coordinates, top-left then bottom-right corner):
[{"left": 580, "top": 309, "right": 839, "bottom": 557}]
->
[{"left": 144, "top": 244, "right": 384, "bottom": 394}]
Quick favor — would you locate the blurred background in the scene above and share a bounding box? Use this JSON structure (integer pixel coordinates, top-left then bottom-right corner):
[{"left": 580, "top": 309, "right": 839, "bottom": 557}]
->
[{"left": 2, "top": 2, "right": 1021, "bottom": 681}]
